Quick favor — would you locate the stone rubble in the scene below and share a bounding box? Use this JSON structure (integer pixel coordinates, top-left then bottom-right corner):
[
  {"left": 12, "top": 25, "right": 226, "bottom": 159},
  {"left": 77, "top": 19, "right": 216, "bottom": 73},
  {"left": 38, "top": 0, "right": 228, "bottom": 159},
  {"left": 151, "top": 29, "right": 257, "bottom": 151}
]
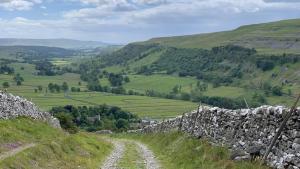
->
[
  {"left": 0, "top": 91, "right": 60, "bottom": 128},
  {"left": 136, "top": 105, "right": 300, "bottom": 169}
]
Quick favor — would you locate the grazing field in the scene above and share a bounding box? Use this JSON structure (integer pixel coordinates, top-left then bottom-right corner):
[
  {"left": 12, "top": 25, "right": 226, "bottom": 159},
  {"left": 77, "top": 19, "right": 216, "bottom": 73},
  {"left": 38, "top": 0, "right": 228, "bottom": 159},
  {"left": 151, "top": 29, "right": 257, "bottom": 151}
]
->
[
  {"left": 1, "top": 61, "right": 298, "bottom": 120},
  {"left": 0, "top": 63, "right": 197, "bottom": 119},
  {"left": 124, "top": 74, "right": 198, "bottom": 93}
]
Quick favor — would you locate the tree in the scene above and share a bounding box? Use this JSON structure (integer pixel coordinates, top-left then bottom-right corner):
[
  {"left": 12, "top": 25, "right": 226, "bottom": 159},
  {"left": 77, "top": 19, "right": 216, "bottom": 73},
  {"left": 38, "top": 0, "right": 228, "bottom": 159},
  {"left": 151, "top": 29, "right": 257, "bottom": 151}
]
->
[
  {"left": 62, "top": 82, "right": 69, "bottom": 92},
  {"left": 108, "top": 73, "right": 124, "bottom": 86},
  {"left": 2, "top": 82, "right": 9, "bottom": 88},
  {"left": 272, "top": 86, "right": 283, "bottom": 96},
  {"left": 13, "top": 73, "right": 24, "bottom": 86},
  {"left": 124, "top": 76, "right": 130, "bottom": 83},
  {"left": 181, "top": 93, "right": 191, "bottom": 101},
  {"left": 288, "top": 89, "right": 292, "bottom": 96},
  {"left": 172, "top": 85, "right": 180, "bottom": 94},
  {"left": 116, "top": 119, "right": 129, "bottom": 130},
  {"left": 71, "top": 87, "right": 77, "bottom": 92},
  {"left": 38, "top": 85, "right": 43, "bottom": 92},
  {"left": 55, "top": 113, "right": 78, "bottom": 134}
]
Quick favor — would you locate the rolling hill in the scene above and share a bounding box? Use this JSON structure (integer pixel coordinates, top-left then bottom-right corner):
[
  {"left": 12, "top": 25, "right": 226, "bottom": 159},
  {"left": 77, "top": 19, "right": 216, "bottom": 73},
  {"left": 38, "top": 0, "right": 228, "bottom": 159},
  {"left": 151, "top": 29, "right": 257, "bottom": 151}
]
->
[
  {"left": 0, "top": 38, "right": 110, "bottom": 49},
  {"left": 140, "top": 18, "right": 300, "bottom": 54},
  {"left": 0, "top": 46, "right": 75, "bottom": 60},
  {"left": 84, "top": 19, "right": 300, "bottom": 108}
]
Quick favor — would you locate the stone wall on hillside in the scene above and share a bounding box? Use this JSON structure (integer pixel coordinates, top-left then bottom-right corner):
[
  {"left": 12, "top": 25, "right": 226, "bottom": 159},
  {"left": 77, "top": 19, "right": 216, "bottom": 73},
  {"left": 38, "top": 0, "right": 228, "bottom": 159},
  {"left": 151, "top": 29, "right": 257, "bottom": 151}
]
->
[
  {"left": 0, "top": 91, "right": 60, "bottom": 128},
  {"left": 136, "top": 106, "right": 300, "bottom": 169}
]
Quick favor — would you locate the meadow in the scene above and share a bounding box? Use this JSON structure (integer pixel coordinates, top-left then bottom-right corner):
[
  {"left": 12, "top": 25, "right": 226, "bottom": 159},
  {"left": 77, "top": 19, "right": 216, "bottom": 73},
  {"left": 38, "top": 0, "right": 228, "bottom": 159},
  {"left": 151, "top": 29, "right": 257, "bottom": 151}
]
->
[
  {"left": 0, "top": 63, "right": 197, "bottom": 119},
  {"left": 1, "top": 61, "right": 298, "bottom": 121}
]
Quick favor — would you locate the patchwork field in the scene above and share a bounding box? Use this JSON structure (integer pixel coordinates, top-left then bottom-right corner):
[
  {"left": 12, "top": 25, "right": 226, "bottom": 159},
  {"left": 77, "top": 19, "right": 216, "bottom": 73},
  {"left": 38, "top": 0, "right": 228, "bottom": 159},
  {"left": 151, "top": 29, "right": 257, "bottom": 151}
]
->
[{"left": 0, "top": 63, "right": 197, "bottom": 119}]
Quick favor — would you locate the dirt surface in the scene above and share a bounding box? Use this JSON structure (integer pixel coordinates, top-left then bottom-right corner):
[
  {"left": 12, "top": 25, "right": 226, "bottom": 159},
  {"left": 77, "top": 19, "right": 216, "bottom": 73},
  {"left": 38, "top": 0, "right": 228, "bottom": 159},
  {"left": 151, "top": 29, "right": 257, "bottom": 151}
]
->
[
  {"left": 101, "top": 139, "right": 160, "bottom": 169},
  {"left": 0, "top": 143, "right": 36, "bottom": 161},
  {"left": 101, "top": 140, "right": 125, "bottom": 169},
  {"left": 134, "top": 141, "right": 160, "bottom": 169}
]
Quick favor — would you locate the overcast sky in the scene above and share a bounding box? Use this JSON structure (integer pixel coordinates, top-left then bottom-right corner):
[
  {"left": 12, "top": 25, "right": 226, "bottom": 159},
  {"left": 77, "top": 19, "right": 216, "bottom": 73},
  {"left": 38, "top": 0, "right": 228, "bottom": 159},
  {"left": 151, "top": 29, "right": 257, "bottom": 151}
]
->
[{"left": 0, "top": 0, "right": 299, "bottom": 44}]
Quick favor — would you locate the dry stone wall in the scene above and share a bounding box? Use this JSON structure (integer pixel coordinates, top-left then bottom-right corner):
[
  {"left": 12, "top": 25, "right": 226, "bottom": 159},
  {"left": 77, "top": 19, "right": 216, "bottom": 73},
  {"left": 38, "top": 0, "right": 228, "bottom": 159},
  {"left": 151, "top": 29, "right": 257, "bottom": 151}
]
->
[
  {"left": 0, "top": 91, "right": 60, "bottom": 128},
  {"left": 137, "top": 106, "right": 300, "bottom": 169}
]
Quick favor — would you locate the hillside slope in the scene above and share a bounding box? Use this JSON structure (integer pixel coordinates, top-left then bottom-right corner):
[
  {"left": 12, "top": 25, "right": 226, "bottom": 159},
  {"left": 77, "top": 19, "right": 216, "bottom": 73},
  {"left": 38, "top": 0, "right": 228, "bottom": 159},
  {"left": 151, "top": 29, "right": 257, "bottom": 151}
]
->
[
  {"left": 141, "top": 19, "right": 300, "bottom": 54},
  {"left": 0, "top": 46, "right": 75, "bottom": 60},
  {"left": 0, "top": 38, "right": 108, "bottom": 49},
  {"left": 0, "top": 118, "right": 112, "bottom": 169},
  {"left": 87, "top": 19, "right": 300, "bottom": 109}
]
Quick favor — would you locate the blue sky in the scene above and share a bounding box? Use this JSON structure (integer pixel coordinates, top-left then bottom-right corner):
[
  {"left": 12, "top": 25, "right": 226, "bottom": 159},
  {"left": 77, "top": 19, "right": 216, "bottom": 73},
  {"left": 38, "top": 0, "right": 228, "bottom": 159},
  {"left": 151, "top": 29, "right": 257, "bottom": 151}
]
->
[{"left": 0, "top": 0, "right": 300, "bottom": 44}]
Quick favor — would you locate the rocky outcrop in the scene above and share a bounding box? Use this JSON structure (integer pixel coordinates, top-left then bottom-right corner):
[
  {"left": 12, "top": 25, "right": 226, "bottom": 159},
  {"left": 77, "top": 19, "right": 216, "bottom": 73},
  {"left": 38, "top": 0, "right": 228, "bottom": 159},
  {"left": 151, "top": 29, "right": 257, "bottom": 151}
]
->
[
  {"left": 0, "top": 91, "right": 60, "bottom": 128},
  {"left": 136, "top": 106, "right": 300, "bottom": 169}
]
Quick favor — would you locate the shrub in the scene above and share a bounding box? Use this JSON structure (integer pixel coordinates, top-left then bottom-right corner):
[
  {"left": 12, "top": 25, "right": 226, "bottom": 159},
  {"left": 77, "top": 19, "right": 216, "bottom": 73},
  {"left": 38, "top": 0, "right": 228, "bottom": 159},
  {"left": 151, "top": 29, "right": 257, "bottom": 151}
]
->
[{"left": 55, "top": 113, "right": 79, "bottom": 134}]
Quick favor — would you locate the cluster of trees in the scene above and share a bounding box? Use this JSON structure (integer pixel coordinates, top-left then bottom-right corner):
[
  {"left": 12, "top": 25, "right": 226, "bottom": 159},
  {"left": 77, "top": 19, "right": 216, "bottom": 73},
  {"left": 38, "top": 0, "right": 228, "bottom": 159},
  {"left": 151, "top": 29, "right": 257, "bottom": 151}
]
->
[
  {"left": 78, "top": 62, "right": 130, "bottom": 93},
  {"left": 256, "top": 54, "right": 300, "bottom": 71},
  {"left": 13, "top": 73, "right": 24, "bottom": 86},
  {"left": 108, "top": 73, "right": 130, "bottom": 86},
  {"left": 50, "top": 105, "right": 139, "bottom": 133},
  {"left": 97, "top": 44, "right": 300, "bottom": 88},
  {"left": 261, "top": 82, "right": 283, "bottom": 96},
  {"left": 34, "top": 60, "right": 63, "bottom": 76},
  {"left": 0, "top": 65, "right": 14, "bottom": 74},
  {"left": 2, "top": 82, "right": 9, "bottom": 88},
  {"left": 34, "top": 86, "right": 43, "bottom": 93},
  {"left": 48, "top": 82, "right": 69, "bottom": 93},
  {"left": 99, "top": 43, "right": 162, "bottom": 66}
]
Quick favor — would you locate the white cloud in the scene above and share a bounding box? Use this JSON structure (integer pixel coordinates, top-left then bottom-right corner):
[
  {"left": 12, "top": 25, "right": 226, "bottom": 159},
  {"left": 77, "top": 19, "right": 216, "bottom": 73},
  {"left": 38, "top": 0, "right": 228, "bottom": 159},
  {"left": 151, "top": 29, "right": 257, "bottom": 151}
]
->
[
  {"left": 1, "top": 0, "right": 300, "bottom": 43},
  {"left": 0, "top": 0, "right": 42, "bottom": 11}
]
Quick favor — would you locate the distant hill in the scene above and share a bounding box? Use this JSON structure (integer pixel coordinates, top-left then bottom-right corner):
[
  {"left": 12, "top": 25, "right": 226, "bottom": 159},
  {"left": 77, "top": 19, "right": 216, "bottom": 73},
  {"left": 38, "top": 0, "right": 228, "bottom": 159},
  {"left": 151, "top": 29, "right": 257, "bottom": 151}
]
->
[
  {"left": 0, "top": 46, "right": 75, "bottom": 60},
  {"left": 140, "top": 18, "right": 300, "bottom": 54},
  {"left": 0, "top": 38, "right": 111, "bottom": 49}
]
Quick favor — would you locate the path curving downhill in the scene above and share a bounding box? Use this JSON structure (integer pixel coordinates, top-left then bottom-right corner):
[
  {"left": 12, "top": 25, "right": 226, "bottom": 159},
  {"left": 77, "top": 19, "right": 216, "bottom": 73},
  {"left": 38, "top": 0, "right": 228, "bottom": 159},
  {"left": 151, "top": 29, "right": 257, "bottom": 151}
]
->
[
  {"left": 134, "top": 141, "right": 160, "bottom": 169},
  {"left": 101, "top": 140, "right": 125, "bottom": 169},
  {"left": 100, "top": 139, "right": 160, "bottom": 169}
]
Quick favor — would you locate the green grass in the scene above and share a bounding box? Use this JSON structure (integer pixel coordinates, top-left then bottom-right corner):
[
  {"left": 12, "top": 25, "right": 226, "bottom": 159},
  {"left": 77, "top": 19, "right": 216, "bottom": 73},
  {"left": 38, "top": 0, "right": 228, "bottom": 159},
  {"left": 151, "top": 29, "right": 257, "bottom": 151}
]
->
[
  {"left": 116, "top": 132, "right": 269, "bottom": 169},
  {"left": 141, "top": 18, "right": 300, "bottom": 54},
  {"left": 0, "top": 118, "right": 113, "bottom": 169},
  {"left": 124, "top": 74, "right": 198, "bottom": 93},
  {"left": 50, "top": 60, "right": 71, "bottom": 66},
  {"left": 117, "top": 141, "right": 145, "bottom": 169},
  {"left": 204, "top": 86, "right": 247, "bottom": 98},
  {"left": 0, "top": 63, "right": 197, "bottom": 119},
  {"left": 128, "top": 50, "right": 165, "bottom": 70}
]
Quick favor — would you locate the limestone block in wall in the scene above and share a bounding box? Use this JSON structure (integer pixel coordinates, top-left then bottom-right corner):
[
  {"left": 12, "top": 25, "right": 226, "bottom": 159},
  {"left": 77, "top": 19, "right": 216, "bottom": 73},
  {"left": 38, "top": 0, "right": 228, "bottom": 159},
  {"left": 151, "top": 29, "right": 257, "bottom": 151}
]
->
[
  {"left": 0, "top": 91, "right": 61, "bottom": 128},
  {"left": 137, "top": 105, "right": 300, "bottom": 169}
]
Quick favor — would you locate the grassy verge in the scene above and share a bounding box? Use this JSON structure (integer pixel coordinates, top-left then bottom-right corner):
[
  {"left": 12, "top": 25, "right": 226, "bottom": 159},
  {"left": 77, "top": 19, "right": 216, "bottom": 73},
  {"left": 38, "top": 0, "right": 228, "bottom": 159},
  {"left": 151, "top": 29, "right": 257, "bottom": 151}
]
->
[
  {"left": 0, "top": 118, "right": 113, "bottom": 169},
  {"left": 115, "top": 132, "right": 269, "bottom": 169},
  {"left": 117, "top": 141, "right": 145, "bottom": 169}
]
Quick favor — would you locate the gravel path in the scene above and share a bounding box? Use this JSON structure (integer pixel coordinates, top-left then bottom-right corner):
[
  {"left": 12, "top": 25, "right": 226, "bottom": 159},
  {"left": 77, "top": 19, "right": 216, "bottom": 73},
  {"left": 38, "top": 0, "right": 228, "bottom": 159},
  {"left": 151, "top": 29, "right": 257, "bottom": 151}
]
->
[
  {"left": 134, "top": 142, "right": 160, "bottom": 169},
  {"left": 101, "top": 139, "right": 160, "bottom": 169},
  {"left": 101, "top": 140, "right": 125, "bottom": 169},
  {"left": 0, "top": 143, "right": 36, "bottom": 161}
]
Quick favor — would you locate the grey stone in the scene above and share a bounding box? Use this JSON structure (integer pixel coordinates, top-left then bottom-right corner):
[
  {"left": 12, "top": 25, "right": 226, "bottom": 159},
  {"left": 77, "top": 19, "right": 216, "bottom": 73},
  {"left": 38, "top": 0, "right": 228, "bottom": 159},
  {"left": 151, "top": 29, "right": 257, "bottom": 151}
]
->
[
  {"left": 133, "top": 105, "right": 300, "bottom": 169},
  {"left": 0, "top": 91, "right": 60, "bottom": 128}
]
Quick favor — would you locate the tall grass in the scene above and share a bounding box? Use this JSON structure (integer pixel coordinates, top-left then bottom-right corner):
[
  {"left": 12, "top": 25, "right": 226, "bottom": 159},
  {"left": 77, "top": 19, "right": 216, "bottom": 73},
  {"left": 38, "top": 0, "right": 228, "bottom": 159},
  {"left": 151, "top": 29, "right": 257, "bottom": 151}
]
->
[
  {"left": 116, "top": 132, "right": 269, "bottom": 169},
  {"left": 0, "top": 118, "right": 113, "bottom": 169}
]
